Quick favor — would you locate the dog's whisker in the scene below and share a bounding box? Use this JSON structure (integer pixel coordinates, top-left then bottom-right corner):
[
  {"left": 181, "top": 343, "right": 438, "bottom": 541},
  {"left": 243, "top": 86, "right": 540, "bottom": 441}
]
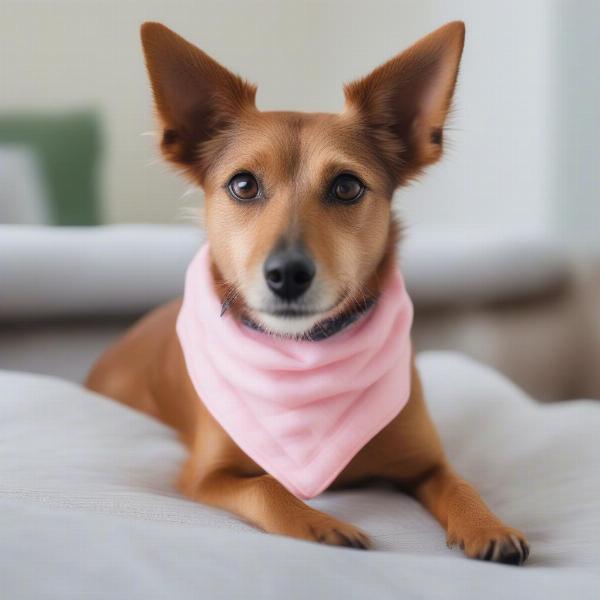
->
[
  {"left": 175, "top": 206, "right": 203, "bottom": 224},
  {"left": 220, "top": 284, "right": 242, "bottom": 317},
  {"left": 220, "top": 297, "right": 232, "bottom": 317},
  {"left": 180, "top": 186, "right": 198, "bottom": 198}
]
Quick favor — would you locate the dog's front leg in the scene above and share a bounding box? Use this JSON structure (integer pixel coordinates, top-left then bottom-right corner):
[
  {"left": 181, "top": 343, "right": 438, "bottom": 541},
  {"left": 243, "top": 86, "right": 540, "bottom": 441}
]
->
[
  {"left": 179, "top": 410, "right": 370, "bottom": 549},
  {"left": 412, "top": 464, "right": 529, "bottom": 564},
  {"left": 378, "top": 359, "right": 530, "bottom": 564},
  {"left": 185, "top": 470, "right": 370, "bottom": 548}
]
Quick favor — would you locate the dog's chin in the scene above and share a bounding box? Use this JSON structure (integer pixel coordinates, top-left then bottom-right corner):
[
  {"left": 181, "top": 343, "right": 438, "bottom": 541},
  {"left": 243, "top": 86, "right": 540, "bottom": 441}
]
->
[
  {"left": 240, "top": 285, "right": 348, "bottom": 338},
  {"left": 252, "top": 310, "right": 325, "bottom": 338}
]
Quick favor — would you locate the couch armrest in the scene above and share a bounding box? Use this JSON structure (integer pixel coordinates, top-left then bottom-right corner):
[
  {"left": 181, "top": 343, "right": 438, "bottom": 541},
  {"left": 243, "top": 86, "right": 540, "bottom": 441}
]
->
[
  {"left": 402, "top": 227, "right": 571, "bottom": 308},
  {"left": 0, "top": 224, "right": 571, "bottom": 320},
  {"left": 0, "top": 225, "right": 202, "bottom": 319}
]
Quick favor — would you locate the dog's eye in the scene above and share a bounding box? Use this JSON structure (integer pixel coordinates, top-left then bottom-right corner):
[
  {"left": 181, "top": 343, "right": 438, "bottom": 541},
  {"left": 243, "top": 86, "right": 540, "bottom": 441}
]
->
[
  {"left": 330, "top": 174, "right": 365, "bottom": 203},
  {"left": 228, "top": 172, "right": 260, "bottom": 202}
]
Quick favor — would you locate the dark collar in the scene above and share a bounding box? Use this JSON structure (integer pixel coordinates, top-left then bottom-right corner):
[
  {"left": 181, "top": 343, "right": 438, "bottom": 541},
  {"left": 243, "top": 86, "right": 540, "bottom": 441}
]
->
[{"left": 240, "top": 297, "right": 376, "bottom": 342}]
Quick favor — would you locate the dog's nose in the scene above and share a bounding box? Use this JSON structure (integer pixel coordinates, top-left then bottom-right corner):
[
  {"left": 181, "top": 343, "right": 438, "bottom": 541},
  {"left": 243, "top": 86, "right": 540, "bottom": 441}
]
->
[{"left": 264, "top": 247, "right": 315, "bottom": 301}]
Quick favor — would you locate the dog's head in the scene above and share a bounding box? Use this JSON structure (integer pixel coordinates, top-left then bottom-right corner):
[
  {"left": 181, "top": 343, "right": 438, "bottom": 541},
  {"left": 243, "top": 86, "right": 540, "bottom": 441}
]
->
[{"left": 141, "top": 21, "right": 464, "bottom": 337}]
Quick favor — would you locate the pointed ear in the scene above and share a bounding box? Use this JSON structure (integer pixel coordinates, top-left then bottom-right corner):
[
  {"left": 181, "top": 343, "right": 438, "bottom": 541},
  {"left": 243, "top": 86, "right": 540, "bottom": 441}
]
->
[
  {"left": 140, "top": 22, "right": 256, "bottom": 178},
  {"left": 344, "top": 21, "right": 465, "bottom": 183}
]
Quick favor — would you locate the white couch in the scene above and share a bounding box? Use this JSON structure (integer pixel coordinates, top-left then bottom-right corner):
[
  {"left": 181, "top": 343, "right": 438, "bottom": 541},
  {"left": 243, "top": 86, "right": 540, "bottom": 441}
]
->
[{"left": 1, "top": 352, "right": 599, "bottom": 599}]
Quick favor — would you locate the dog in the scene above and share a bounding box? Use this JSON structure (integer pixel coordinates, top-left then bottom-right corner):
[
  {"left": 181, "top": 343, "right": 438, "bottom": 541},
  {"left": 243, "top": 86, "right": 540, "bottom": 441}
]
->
[{"left": 86, "top": 20, "right": 530, "bottom": 565}]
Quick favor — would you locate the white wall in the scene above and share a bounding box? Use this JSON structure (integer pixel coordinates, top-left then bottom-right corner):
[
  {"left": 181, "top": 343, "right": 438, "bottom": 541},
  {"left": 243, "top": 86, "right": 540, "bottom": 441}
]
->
[
  {"left": 549, "top": 0, "right": 600, "bottom": 249},
  {"left": 0, "top": 0, "right": 562, "bottom": 231}
]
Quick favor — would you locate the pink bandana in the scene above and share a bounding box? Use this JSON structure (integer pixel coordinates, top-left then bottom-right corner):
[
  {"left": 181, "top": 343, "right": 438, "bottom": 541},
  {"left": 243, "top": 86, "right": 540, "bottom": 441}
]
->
[{"left": 177, "top": 244, "right": 414, "bottom": 499}]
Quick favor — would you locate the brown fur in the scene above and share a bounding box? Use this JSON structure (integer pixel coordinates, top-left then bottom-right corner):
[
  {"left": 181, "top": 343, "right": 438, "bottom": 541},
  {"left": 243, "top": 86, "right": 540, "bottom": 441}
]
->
[{"left": 86, "top": 21, "right": 529, "bottom": 564}]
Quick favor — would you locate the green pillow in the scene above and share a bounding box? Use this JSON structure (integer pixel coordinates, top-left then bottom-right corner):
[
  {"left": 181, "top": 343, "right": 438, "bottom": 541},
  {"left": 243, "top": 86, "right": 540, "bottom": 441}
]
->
[{"left": 0, "top": 110, "right": 101, "bottom": 225}]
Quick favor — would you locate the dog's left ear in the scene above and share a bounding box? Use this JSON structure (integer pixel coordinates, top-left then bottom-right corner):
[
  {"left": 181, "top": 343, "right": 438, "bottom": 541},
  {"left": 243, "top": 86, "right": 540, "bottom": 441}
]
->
[{"left": 344, "top": 21, "right": 465, "bottom": 184}]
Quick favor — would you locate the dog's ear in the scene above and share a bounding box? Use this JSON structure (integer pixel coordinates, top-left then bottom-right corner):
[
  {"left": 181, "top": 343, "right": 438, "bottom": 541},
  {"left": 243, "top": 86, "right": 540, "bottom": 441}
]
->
[
  {"left": 344, "top": 21, "right": 465, "bottom": 184},
  {"left": 140, "top": 22, "right": 256, "bottom": 178}
]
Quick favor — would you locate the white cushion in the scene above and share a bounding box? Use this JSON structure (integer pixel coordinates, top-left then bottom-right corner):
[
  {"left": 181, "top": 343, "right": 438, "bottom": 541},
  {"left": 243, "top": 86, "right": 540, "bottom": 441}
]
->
[
  {"left": 1, "top": 352, "right": 598, "bottom": 599},
  {"left": 0, "top": 225, "right": 569, "bottom": 319}
]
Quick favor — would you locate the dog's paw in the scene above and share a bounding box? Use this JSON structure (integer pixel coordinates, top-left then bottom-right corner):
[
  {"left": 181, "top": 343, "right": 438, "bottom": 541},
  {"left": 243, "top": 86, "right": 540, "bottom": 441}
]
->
[
  {"left": 447, "top": 527, "right": 530, "bottom": 566},
  {"left": 298, "top": 516, "right": 371, "bottom": 550}
]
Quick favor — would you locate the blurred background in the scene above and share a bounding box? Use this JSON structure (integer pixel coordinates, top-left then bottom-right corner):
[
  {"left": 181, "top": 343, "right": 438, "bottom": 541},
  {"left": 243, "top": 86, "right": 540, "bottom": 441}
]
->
[{"left": 1, "top": 0, "right": 599, "bottom": 400}]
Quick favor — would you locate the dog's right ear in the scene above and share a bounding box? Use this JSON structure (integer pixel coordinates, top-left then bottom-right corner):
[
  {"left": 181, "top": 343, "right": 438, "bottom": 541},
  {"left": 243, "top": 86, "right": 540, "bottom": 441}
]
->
[{"left": 140, "top": 22, "right": 256, "bottom": 178}]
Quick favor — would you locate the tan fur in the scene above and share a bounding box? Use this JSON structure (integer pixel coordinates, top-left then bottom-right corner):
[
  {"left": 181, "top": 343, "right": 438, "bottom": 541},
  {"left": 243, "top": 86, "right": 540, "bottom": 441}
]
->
[{"left": 86, "top": 21, "right": 529, "bottom": 563}]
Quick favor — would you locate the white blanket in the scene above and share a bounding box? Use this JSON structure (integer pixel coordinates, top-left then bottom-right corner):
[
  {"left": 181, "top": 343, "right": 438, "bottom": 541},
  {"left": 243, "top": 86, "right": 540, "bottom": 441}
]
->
[{"left": 1, "top": 352, "right": 598, "bottom": 599}]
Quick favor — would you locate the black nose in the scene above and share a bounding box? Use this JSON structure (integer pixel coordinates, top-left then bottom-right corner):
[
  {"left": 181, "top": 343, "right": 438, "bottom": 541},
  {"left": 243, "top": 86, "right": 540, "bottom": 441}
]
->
[{"left": 264, "top": 247, "right": 316, "bottom": 301}]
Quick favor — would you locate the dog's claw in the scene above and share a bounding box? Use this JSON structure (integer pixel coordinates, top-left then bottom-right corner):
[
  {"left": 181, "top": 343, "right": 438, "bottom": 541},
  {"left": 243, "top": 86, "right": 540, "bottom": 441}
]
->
[
  {"left": 450, "top": 527, "right": 530, "bottom": 566},
  {"left": 481, "top": 540, "right": 496, "bottom": 561},
  {"left": 308, "top": 519, "right": 371, "bottom": 550}
]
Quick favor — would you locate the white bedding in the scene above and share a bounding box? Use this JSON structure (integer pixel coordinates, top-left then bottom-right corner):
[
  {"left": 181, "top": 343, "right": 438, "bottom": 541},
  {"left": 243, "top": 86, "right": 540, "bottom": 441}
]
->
[{"left": 1, "top": 352, "right": 598, "bottom": 599}]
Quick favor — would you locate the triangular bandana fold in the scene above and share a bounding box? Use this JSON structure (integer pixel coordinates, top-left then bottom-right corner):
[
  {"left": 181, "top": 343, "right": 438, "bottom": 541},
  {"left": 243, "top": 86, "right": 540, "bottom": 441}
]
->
[{"left": 177, "top": 244, "right": 414, "bottom": 499}]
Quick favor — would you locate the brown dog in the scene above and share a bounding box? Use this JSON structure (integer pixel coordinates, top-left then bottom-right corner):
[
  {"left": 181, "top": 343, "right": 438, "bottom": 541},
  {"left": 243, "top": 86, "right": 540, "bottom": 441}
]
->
[{"left": 86, "top": 21, "right": 530, "bottom": 564}]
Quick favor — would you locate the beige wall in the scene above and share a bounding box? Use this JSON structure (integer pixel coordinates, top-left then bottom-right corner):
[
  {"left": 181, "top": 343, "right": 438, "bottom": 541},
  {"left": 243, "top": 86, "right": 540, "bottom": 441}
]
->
[{"left": 1, "top": 0, "right": 553, "bottom": 228}]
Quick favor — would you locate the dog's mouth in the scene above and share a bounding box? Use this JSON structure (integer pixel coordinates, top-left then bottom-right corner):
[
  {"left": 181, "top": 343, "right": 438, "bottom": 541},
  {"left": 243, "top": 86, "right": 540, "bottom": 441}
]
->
[
  {"left": 219, "top": 281, "right": 346, "bottom": 335},
  {"left": 247, "top": 303, "right": 337, "bottom": 338},
  {"left": 225, "top": 273, "right": 375, "bottom": 339},
  {"left": 253, "top": 294, "right": 345, "bottom": 323},
  {"left": 260, "top": 297, "right": 342, "bottom": 319},
  {"left": 264, "top": 308, "right": 322, "bottom": 318},
  {"left": 242, "top": 292, "right": 375, "bottom": 340}
]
